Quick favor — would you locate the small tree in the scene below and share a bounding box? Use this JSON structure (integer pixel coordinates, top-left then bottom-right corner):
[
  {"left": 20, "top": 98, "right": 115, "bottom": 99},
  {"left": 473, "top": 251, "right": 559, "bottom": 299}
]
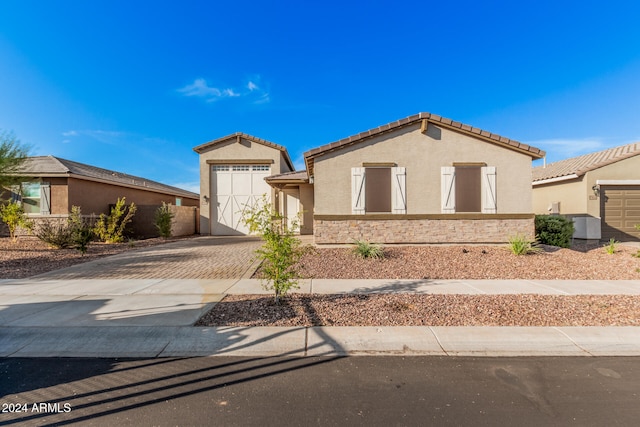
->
[
  {"left": 0, "top": 130, "right": 31, "bottom": 198},
  {"left": 243, "top": 196, "right": 306, "bottom": 304},
  {"left": 154, "top": 202, "right": 174, "bottom": 239},
  {"left": 0, "top": 200, "right": 32, "bottom": 241},
  {"left": 94, "top": 197, "right": 137, "bottom": 243}
]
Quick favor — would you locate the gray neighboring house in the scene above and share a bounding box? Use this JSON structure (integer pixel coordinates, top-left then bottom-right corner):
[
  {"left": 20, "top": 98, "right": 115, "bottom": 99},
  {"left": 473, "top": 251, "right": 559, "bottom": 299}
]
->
[
  {"left": 532, "top": 142, "right": 640, "bottom": 241},
  {"left": 195, "top": 112, "right": 545, "bottom": 244}
]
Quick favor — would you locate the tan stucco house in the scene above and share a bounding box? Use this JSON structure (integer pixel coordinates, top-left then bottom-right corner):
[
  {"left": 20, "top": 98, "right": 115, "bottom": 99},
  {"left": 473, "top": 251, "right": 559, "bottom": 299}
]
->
[
  {"left": 194, "top": 112, "right": 545, "bottom": 243},
  {"left": 532, "top": 143, "right": 640, "bottom": 241}
]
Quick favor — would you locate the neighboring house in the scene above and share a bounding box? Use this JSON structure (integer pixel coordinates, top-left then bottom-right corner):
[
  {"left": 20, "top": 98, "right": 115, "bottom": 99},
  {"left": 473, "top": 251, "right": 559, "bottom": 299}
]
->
[
  {"left": 2, "top": 156, "right": 200, "bottom": 237},
  {"left": 532, "top": 143, "right": 640, "bottom": 241},
  {"left": 194, "top": 112, "right": 545, "bottom": 243}
]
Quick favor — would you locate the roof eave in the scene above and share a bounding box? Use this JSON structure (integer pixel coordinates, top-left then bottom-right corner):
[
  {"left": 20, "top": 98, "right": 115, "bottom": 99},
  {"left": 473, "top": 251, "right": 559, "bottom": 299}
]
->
[{"left": 532, "top": 174, "right": 580, "bottom": 186}]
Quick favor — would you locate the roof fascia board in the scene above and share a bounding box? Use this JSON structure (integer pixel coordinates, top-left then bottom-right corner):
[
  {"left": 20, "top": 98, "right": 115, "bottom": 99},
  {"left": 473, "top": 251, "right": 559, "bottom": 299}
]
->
[
  {"left": 532, "top": 174, "right": 579, "bottom": 186},
  {"left": 596, "top": 179, "right": 640, "bottom": 186}
]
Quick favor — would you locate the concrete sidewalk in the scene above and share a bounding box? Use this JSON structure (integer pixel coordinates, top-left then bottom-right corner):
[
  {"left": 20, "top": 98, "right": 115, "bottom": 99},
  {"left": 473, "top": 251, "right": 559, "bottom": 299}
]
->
[{"left": 2, "top": 278, "right": 640, "bottom": 357}]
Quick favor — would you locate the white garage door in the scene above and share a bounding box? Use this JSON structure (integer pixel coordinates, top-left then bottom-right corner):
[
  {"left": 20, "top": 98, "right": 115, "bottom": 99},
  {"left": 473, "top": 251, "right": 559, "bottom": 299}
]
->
[{"left": 211, "top": 165, "right": 271, "bottom": 235}]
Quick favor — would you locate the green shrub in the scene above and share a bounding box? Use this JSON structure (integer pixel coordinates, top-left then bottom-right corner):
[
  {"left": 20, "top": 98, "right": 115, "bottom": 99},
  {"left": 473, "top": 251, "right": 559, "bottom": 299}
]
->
[
  {"left": 94, "top": 197, "right": 137, "bottom": 243},
  {"left": 243, "top": 195, "right": 306, "bottom": 304},
  {"left": 154, "top": 202, "right": 174, "bottom": 239},
  {"left": 535, "top": 215, "right": 575, "bottom": 248},
  {"left": 0, "top": 200, "right": 32, "bottom": 241},
  {"left": 507, "top": 234, "right": 542, "bottom": 255},
  {"left": 352, "top": 239, "right": 385, "bottom": 259}
]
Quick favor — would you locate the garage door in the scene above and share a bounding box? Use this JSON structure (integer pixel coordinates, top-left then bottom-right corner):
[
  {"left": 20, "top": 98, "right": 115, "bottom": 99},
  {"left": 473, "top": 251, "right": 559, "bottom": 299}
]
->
[
  {"left": 601, "top": 186, "right": 640, "bottom": 241},
  {"left": 211, "top": 165, "right": 271, "bottom": 235}
]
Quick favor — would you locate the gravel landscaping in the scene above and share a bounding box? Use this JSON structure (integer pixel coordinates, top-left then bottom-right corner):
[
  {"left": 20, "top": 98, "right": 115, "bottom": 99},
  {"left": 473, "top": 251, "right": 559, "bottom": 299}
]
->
[
  {"left": 4, "top": 235, "right": 640, "bottom": 327},
  {"left": 292, "top": 243, "right": 640, "bottom": 280},
  {"left": 196, "top": 293, "right": 640, "bottom": 327},
  {"left": 199, "top": 241, "right": 640, "bottom": 327}
]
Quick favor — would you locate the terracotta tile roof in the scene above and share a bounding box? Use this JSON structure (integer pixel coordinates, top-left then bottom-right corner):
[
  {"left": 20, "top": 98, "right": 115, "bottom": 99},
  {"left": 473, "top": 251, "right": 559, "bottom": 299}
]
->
[
  {"left": 532, "top": 142, "right": 640, "bottom": 183},
  {"left": 303, "top": 112, "right": 545, "bottom": 175},
  {"left": 193, "top": 132, "right": 294, "bottom": 171},
  {"left": 17, "top": 156, "right": 199, "bottom": 198},
  {"left": 265, "top": 170, "right": 309, "bottom": 183}
]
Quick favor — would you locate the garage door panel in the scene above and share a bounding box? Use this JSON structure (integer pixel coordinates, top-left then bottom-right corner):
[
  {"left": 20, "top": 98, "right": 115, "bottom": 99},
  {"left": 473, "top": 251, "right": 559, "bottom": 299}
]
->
[
  {"left": 215, "top": 195, "right": 233, "bottom": 231},
  {"left": 233, "top": 174, "right": 252, "bottom": 195},
  {"left": 602, "top": 186, "right": 640, "bottom": 241},
  {"left": 211, "top": 164, "right": 272, "bottom": 235},
  {"left": 215, "top": 173, "right": 232, "bottom": 194}
]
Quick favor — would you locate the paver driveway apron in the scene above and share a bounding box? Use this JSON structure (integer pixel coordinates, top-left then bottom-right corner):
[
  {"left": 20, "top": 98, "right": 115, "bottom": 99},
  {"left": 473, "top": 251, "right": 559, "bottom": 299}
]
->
[
  {"left": 32, "top": 236, "right": 263, "bottom": 280},
  {"left": 0, "top": 236, "right": 264, "bottom": 339}
]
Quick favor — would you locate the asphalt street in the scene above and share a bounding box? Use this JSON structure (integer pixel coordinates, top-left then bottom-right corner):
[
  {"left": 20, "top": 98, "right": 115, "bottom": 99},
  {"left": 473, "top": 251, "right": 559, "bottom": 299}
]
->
[{"left": 2, "top": 356, "right": 640, "bottom": 426}]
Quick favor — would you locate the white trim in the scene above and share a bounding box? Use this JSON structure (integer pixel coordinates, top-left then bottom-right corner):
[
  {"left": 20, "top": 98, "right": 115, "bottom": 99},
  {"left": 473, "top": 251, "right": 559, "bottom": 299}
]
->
[
  {"left": 351, "top": 167, "right": 365, "bottom": 214},
  {"left": 532, "top": 174, "right": 579, "bottom": 186},
  {"left": 481, "top": 166, "right": 497, "bottom": 214},
  {"left": 441, "top": 166, "right": 456, "bottom": 213},
  {"left": 391, "top": 167, "right": 406, "bottom": 214},
  {"left": 596, "top": 180, "right": 640, "bottom": 186}
]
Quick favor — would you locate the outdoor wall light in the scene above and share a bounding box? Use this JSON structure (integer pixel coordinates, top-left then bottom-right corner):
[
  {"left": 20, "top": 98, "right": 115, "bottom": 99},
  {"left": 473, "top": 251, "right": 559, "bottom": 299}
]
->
[
  {"left": 203, "top": 195, "right": 209, "bottom": 203},
  {"left": 592, "top": 185, "right": 600, "bottom": 197}
]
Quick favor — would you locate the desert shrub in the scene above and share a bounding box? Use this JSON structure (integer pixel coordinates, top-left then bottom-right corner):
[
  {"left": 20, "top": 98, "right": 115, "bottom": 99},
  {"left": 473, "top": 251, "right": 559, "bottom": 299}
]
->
[
  {"left": 0, "top": 200, "right": 32, "bottom": 241},
  {"left": 507, "top": 234, "right": 542, "bottom": 255},
  {"left": 35, "top": 206, "right": 94, "bottom": 253},
  {"left": 94, "top": 197, "right": 137, "bottom": 243},
  {"left": 243, "top": 195, "right": 306, "bottom": 304},
  {"left": 155, "top": 202, "right": 174, "bottom": 238},
  {"left": 35, "top": 219, "right": 75, "bottom": 248},
  {"left": 352, "top": 239, "right": 385, "bottom": 259},
  {"left": 604, "top": 238, "right": 618, "bottom": 255},
  {"left": 535, "top": 215, "right": 574, "bottom": 248}
]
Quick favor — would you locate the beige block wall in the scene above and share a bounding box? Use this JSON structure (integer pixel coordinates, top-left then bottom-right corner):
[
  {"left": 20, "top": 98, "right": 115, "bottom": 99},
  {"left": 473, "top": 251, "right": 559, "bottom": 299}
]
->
[
  {"left": 197, "top": 137, "right": 292, "bottom": 235},
  {"left": 314, "top": 217, "right": 534, "bottom": 244},
  {"left": 313, "top": 124, "right": 534, "bottom": 215}
]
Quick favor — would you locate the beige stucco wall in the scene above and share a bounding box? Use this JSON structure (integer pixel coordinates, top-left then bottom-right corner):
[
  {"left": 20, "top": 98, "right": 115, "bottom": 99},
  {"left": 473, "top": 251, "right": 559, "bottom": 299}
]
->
[
  {"left": 532, "top": 155, "right": 640, "bottom": 218},
  {"left": 197, "top": 137, "right": 293, "bottom": 235},
  {"left": 585, "top": 155, "right": 640, "bottom": 217},
  {"left": 299, "top": 184, "right": 314, "bottom": 235},
  {"left": 532, "top": 177, "right": 587, "bottom": 215},
  {"left": 313, "top": 123, "right": 535, "bottom": 215}
]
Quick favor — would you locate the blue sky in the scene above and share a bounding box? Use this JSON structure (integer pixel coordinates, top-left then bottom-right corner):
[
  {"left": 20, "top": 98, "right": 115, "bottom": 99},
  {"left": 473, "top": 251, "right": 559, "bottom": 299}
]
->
[{"left": 1, "top": 1, "right": 639, "bottom": 193}]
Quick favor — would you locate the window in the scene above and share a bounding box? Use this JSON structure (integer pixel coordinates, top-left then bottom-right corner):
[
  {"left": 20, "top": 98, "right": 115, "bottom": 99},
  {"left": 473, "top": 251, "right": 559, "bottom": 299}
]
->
[
  {"left": 175, "top": 197, "right": 182, "bottom": 206},
  {"left": 352, "top": 167, "right": 406, "bottom": 214},
  {"left": 12, "top": 181, "right": 51, "bottom": 215},
  {"left": 441, "top": 166, "right": 496, "bottom": 214},
  {"left": 212, "top": 165, "right": 229, "bottom": 171},
  {"left": 252, "top": 165, "right": 270, "bottom": 171},
  {"left": 365, "top": 168, "right": 391, "bottom": 212},
  {"left": 232, "top": 165, "right": 250, "bottom": 171},
  {"left": 455, "top": 166, "right": 481, "bottom": 212}
]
